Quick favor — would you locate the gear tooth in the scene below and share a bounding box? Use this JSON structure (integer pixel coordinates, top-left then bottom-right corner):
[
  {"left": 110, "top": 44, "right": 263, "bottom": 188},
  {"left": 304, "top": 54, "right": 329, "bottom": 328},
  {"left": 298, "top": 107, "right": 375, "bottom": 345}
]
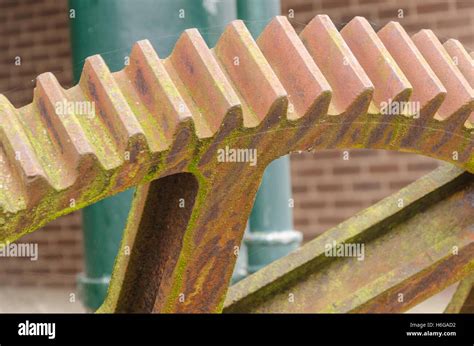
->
[
  {"left": 412, "top": 29, "right": 474, "bottom": 125},
  {"left": 126, "top": 40, "right": 193, "bottom": 146},
  {"left": 300, "top": 15, "right": 373, "bottom": 115},
  {"left": 168, "top": 29, "right": 241, "bottom": 136},
  {"left": 257, "top": 16, "right": 332, "bottom": 119},
  {"left": 0, "top": 95, "right": 52, "bottom": 208},
  {"left": 214, "top": 20, "right": 287, "bottom": 127},
  {"left": 80, "top": 55, "right": 149, "bottom": 154},
  {"left": 35, "top": 73, "right": 108, "bottom": 177},
  {"left": 443, "top": 39, "right": 474, "bottom": 126},
  {"left": 444, "top": 39, "right": 474, "bottom": 88},
  {"left": 341, "top": 16, "right": 412, "bottom": 112},
  {"left": 0, "top": 144, "right": 26, "bottom": 215},
  {"left": 378, "top": 21, "right": 446, "bottom": 116}
]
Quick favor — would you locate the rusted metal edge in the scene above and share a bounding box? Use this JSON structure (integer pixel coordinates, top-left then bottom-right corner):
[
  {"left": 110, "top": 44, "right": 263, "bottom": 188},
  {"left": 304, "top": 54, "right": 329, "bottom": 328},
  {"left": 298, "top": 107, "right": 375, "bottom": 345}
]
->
[
  {"left": 444, "top": 273, "right": 474, "bottom": 313},
  {"left": 223, "top": 164, "right": 474, "bottom": 313},
  {"left": 0, "top": 15, "right": 473, "bottom": 241}
]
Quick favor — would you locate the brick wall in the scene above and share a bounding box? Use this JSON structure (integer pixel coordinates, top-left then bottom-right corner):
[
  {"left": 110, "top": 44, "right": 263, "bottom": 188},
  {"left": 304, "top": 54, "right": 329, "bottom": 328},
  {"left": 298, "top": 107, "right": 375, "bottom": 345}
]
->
[
  {"left": 0, "top": 0, "right": 81, "bottom": 287},
  {"left": 291, "top": 150, "right": 439, "bottom": 239},
  {"left": 0, "top": 0, "right": 73, "bottom": 106},
  {"left": 0, "top": 0, "right": 472, "bottom": 286}
]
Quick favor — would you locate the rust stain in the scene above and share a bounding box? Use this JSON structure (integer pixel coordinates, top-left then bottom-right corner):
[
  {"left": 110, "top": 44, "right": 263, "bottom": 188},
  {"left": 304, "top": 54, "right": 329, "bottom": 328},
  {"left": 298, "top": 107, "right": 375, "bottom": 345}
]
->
[
  {"left": 0, "top": 15, "right": 472, "bottom": 313},
  {"left": 224, "top": 167, "right": 474, "bottom": 313}
]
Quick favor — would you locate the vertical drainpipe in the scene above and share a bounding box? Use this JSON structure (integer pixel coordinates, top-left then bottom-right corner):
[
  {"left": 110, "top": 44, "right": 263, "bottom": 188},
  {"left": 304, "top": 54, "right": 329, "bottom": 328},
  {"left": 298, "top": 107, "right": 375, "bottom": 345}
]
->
[
  {"left": 238, "top": 0, "right": 303, "bottom": 275},
  {"left": 68, "top": 0, "right": 236, "bottom": 311},
  {"left": 247, "top": 157, "right": 302, "bottom": 273}
]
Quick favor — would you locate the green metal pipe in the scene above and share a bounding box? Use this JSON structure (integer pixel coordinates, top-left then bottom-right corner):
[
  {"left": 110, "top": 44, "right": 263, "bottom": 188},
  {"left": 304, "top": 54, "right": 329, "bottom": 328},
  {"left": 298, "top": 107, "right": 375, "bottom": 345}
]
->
[
  {"left": 238, "top": 0, "right": 302, "bottom": 275},
  {"left": 68, "top": 0, "right": 236, "bottom": 310},
  {"left": 247, "top": 157, "right": 302, "bottom": 273}
]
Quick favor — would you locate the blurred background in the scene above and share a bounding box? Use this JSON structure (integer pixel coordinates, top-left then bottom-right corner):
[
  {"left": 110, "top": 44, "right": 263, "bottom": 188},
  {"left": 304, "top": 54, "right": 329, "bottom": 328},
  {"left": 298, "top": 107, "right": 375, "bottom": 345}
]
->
[{"left": 0, "top": 0, "right": 472, "bottom": 312}]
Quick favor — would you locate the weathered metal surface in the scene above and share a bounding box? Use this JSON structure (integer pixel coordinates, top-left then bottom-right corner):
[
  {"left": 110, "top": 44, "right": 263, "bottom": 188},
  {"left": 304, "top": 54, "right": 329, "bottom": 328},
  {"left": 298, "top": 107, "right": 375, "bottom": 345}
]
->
[
  {"left": 299, "top": 15, "right": 373, "bottom": 116},
  {"left": 443, "top": 38, "right": 474, "bottom": 126},
  {"left": 0, "top": 16, "right": 473, "bottom": 313},
  {"left": 444, "top": 39, "right": 474, "bottom": 90},
  {"left": 224, "top": 165, "right": 474, "bottom": 313},
  {"left": 0, "top": 15, "right": 472, "bottom": 240},
  {"left": 341, "top": 17, "right": 412, "bottom": 114},
  {"left": 412, "top": 30, "right": 473, "bottom": 123},
  {"left": 378, "top": 21, "right": 446, "bottom": 114},
  {"left": 444, "top": 273, "right": 474, "bottom": 313}
]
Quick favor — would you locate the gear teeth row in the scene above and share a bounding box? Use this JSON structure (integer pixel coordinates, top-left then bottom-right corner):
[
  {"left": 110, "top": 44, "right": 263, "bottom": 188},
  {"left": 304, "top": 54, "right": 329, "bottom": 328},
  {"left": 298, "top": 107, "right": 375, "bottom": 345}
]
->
[
  {"left": 214, "top": 20, "right": 287, "bottom": 126},
  {"left": 444, "top": 39, "right": 474, "bottom": 89},
  {"left": 443, "top": 38, "right": 474, "bottom": 125},
  {"left": 300, "top": 15, "right": 373, "bottom": 116},
  {"left": 168, "top": 28, "right": 241, "bottom": 137},
  {"left": 378, "top": 21, "right": 447, "bottom": 116},
  {"left": 341, "top": 17, "right": 413, "bottom": 114},
  {"left": 0, "top": 96, "right": 50, "bottom": 209},
  {"left": 0, "top": 15, "right": 472, "bottom": 237},
  {"left": 35, "top": 72, "right": 99, "bottom": 181},
  {"left": 80, "top": 55, "right": 149, "bottom": 154},
  {"left": 258, "top": 16, "right": 332, "bottom": 119},
  {"left": 125, "top": 40, "right": 192, "bottom": 147},
  {"left": 412, "top": 29, "right": 473, "bottom": 124}
]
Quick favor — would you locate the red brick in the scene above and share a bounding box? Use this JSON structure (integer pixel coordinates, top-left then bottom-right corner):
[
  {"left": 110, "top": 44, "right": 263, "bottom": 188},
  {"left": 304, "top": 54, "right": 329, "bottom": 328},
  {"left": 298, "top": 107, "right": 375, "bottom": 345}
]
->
[
  {"left": 334, "top": 200, "right": 365, "bottom": 208},
  {"left": 319, "top": 216, "right": 346, "bottom": 225},
  {"left": 389, "top": 180, "right": 414, "bottom": 190},
  {"left": 456, "top": 0, "right": 474, "bottom": 9},
  {"left": 353, "top": 182, "right": 381, "bottom": 191},
  {"left": 333, "top": 165, "right": 361, "bottom": 175},
  {"left": 300, "top": 201, "right": 327, "bottom": 209},
  {"left": 369, "top": 164, "right": 398, "bottom": 173},
  {"left": 378, "top": 7, "right": 410, "bottom": 20},
  {"left": 437, "top": 17, "right": 471, "bottom": 29},
  {"left": 312, "top": 150, "right": 341, "bottom": 159},
  {"left": 294, "top": 217, "right": 310, "bottom": 226},
  {"left": 293, "top": 185, "right": 309, "bottom": 193},
  {"left": 348, "top": 150, "right": 378, "bottom": 158},
  {"left": 317, "top": 183, "right": 344, "bottom": 192},
  {"left": 297, "top": 167, "right": 325, "bottom": 176},
  {"left": 359, "top": 0, "right": 388, "bottom": 4},
  {"left": 321, "top": 0, "right": 352, "bottom": 10},
  {"left": 417, "top": 2, "right": 449, "bottom": 14},
  {"left": 407, "top": 162, "right": 438, "bottom": 172},
  {"left": 286, "top": 2, "right": 313, "bottom": 12}
]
